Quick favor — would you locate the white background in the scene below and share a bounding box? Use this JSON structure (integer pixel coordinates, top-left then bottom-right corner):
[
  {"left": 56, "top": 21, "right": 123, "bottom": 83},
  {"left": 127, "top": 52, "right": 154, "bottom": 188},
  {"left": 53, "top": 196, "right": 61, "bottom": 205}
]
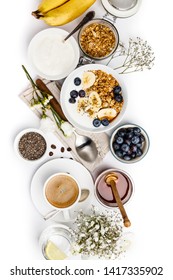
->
[{"left": 1, "top": 0, "right": 173, "bottom": 278}]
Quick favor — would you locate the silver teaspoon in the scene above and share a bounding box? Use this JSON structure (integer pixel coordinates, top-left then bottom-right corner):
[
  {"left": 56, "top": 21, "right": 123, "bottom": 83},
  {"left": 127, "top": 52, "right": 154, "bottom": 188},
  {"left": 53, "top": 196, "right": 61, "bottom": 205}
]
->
[
  {"left": 63, "top": 11, "right": 95, "bottom": 42},
  {"left": 73, "top": 130, "right": 98, "bottom": 162}
]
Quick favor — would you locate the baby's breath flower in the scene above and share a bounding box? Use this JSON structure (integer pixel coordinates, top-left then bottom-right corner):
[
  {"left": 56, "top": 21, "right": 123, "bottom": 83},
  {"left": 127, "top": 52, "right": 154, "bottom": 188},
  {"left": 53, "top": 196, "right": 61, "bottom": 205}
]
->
[
  {"left": 106, "top": 37, "right": 155, "bottom": 74},
  {"left": 71, "top": 206, "right": 125, "bottom": 259}
]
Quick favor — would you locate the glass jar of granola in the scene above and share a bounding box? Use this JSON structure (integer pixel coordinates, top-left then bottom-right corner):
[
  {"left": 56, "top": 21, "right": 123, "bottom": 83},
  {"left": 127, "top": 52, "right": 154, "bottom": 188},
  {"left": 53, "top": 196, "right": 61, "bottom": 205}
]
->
[{"left": 78, "top": 19, "right": 119, "bottom": 60}]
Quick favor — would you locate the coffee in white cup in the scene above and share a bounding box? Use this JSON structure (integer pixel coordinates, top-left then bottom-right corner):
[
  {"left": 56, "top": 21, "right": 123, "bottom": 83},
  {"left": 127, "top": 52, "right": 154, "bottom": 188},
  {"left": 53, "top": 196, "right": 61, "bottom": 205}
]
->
[{"left": 43, "top": 173, "right": 81, "bottom": 220}]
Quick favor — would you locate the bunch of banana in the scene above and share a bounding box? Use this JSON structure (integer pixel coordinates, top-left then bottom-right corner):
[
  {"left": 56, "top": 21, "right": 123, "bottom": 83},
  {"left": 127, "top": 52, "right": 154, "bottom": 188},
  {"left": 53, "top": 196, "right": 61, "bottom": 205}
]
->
[{"left": 32, "top": 0, "right": 96, "bottom": 26}]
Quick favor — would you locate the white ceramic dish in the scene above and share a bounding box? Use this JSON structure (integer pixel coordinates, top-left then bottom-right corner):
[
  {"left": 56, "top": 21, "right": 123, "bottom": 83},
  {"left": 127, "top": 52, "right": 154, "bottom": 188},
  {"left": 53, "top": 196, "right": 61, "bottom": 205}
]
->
[
  {"left": 60, "top": 64, "right": 127, "bottom": 133},
  {"left": 30, "top": 158, "right": 94, "bottom": 222},
  {"left": 14, "top": 128, "right": 48, "bottom": 163},
  {"left": 110, "top": 123, "right": 150, "bottom": 163},
  {"left": 28, "top": 28, "right": 80, "bottom": 80},
  {"left": 101, "top": 0, "right": 142, "bottom": 18}
]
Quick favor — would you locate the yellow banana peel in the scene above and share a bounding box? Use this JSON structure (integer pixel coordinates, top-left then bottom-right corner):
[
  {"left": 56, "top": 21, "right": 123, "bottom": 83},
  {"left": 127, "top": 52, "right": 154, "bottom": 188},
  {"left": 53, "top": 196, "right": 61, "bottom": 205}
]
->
[
  {"left": 32, "top": 0, "right": 96, "bottom": 26},
  {"left": 38, "top": 0, "right": 68, "bottom": 14}
]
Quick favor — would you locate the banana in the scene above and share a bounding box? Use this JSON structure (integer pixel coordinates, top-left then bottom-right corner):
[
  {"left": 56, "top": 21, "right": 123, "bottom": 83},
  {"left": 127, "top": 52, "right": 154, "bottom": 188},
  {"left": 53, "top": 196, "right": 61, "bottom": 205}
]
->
[
  {"left": 89, "top": 91, "right": 102, "bottom": 108},
  {"left": 97, "top": 108, "right": 117, "bottom": 121},
  {"left": 82, "top": 71, "right": 96, "bottom": 89},
  {"left": 32, "top": 0, "right": 96, "bottom": 26},
  {"left": 33, "top": 0, "right": 68, "bottom": 15}
]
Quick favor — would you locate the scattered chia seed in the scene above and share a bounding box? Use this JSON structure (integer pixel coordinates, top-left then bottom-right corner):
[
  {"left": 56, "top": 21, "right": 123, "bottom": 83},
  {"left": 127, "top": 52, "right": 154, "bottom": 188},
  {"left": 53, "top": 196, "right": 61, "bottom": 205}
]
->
[
  {"left": 61, "top": 147, "right": 65, "bottom": 153},
  {"left": 67, "top": 147, "right": 72, "bottom": 152},
  {"left": 51, "top": 144, "right": 56, "bottom": 149},
  {"left": 18, "top": 132, "right": 46, "bottom": 160},
  {"left": 49, "top": 151, "right": 53, "bottom": 156}
]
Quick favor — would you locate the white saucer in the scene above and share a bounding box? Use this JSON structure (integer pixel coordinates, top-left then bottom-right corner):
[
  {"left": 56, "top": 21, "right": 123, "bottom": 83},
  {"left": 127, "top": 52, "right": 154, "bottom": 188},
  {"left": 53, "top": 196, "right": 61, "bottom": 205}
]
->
[{"left": 30, "top": 158, "right": 94, "bottom": 222}]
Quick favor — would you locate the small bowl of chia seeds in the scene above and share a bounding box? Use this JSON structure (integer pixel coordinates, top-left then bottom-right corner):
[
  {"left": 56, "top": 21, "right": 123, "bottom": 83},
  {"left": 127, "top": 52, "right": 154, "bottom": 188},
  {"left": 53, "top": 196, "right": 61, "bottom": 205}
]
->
[{"left": 14, "top": 128, "right": 48, "bottom": 162}]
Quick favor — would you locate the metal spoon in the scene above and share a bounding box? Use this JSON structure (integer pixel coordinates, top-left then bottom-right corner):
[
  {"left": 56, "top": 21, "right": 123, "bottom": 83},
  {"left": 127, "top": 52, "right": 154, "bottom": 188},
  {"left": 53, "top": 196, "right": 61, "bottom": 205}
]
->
[
  {"left": 109, "top": 0, "right": 137, "bottom": 10},
  {"left": 73, "top": 130, "right": 98, "bottom": 162},
  {"left": 63, "top": 11, "right": 95, "bottom": 42}
]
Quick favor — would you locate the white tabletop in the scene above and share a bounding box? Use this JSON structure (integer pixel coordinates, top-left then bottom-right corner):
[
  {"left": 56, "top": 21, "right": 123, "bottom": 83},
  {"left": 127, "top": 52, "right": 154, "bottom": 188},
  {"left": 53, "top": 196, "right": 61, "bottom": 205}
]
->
[{"left": 1, "top": 0, "right": 172, "bottom": 273}]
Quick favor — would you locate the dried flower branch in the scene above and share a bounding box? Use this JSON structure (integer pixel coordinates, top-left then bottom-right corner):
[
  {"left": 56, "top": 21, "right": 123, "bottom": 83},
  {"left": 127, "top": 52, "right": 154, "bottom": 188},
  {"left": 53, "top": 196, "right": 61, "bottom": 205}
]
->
[
  {"left": 71, "top": 206, "right": 126, "bottom": 259},
  {"left": 106, "top": 37, "right": 155, "bottom": 74}
]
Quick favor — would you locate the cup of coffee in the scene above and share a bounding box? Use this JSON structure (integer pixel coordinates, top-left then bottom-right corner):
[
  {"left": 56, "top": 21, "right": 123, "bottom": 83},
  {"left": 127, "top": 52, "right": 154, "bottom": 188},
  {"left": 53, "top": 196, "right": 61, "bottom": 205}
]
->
[
  {"left": 43, "top": 173, "right": 82, "bottom": 220},
  {"left": 94, "top": 168, "right": 134, "bottom": 209}
]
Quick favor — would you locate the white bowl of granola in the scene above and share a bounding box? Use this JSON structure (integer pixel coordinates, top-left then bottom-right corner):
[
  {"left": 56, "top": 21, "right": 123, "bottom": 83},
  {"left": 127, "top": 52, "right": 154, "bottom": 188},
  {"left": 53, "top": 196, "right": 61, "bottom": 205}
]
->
[{"left": 60, "top": 64, "right": 127, "bottom": 133}]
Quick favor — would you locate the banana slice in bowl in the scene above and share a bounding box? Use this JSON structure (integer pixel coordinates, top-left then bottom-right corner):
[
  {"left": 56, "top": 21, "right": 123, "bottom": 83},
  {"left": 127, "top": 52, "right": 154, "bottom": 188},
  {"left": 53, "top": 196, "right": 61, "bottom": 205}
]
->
[
  {"left": 89, "top": 91, "right": 102, "bottom": 108},
  {"left": 97, "top": 108, "right": 117, "bottom": 121},
  {"left": 82, "top": 72, "right": 96, "bottom": 89}
]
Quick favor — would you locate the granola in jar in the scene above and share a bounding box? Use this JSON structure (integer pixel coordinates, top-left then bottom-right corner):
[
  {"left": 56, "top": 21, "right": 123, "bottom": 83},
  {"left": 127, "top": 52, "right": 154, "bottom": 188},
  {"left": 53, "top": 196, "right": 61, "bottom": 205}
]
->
[{"left": 79, "top": 21, "right": 117, "bottom": 59}]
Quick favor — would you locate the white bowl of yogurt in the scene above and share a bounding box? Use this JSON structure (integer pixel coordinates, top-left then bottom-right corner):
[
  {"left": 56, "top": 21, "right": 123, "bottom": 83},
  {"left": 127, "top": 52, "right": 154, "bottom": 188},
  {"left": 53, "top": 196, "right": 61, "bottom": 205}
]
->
[{"left": 28, "top": 28, "right": 80, "bottom": 80}]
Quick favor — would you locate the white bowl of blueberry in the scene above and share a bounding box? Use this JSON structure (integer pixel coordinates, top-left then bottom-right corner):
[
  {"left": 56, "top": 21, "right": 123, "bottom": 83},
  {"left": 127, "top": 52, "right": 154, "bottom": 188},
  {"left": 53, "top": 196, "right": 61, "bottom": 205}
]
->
[
  {"left": 110, "top": 123, "right": 150, "bottom": 163},
  {"left": 60, "top": 64, "right": 127, "bottom": 133}
]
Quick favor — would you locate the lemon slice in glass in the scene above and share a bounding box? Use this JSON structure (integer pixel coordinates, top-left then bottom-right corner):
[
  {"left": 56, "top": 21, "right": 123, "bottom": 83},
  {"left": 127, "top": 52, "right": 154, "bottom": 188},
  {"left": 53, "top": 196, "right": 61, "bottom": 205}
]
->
[{"left": 45, "top": 240, "right": 67, "bottom": 260}]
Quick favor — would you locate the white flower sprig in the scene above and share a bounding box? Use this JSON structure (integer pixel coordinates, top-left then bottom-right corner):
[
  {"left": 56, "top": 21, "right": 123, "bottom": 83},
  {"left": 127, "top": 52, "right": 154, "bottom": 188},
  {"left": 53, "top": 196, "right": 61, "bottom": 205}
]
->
[
  {"left": 22, "top": 65, "right": 74, "bottom": 137},
  {"left": 71, "top": 207, "right": 125, "bottom": 259},
  {"left": 106, "top": 37, "right": 155, "bottom": 74}
]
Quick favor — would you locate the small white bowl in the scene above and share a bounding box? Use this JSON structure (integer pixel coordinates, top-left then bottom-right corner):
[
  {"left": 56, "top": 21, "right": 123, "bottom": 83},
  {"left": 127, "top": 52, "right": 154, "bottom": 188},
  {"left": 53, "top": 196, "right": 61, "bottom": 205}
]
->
[
  {"left": 14, "top": 128, "right": 48, "bottom": 163},
  {"left": 110, "top": 123, "right": 150, "bottom": 163},
  {"left": 28, "top": 28, "right": 80, "bottom": 80}
]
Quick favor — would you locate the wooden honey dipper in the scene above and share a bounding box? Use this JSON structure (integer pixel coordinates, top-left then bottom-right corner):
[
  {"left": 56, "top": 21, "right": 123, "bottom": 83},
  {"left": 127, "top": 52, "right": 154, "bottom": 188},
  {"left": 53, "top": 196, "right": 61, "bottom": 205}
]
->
[{"left": 105, "top": 173, "right": 131, "bottom": 227}]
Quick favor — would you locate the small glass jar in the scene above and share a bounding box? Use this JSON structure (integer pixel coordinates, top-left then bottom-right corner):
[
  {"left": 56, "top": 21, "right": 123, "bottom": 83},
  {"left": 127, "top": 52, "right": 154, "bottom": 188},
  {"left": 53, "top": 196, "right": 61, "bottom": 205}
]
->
[
  {"left": 94, "top": 168, "right": 134, "bottom": 209},
  {"left": 101, "top": 0, "right": 142, "bottom": 18},
  {"left": 78, "top": 18, "right": 119, "bottom": 61},
  {"left": 39, "top": 224, "right": 72, "bottom": 260}
]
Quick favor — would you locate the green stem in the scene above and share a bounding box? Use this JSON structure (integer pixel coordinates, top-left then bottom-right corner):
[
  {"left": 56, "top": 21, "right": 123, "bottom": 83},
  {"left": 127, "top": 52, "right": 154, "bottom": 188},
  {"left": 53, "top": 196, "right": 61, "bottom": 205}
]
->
[
  {"left": 122, "top": 41, "right": 131, "bottom": 66},
  {"left": 22, "top": 65, "right": 37, "bottom": 89},
  {"left": 51, "top": 111, "right": 65, "bottom": 135},
  {"left": 113, "top": 65, "right": 125, "bottom": 70},
  {"left": 51, "top": 111, "right": 61, "bottom": 129},
  {"left": 22, "top": 65, "right": 50, "bottom": 99},
  {"left": 119, "top": 69, "right": 141, "bottom": 74},
  {"left": 50, "top": 106, "right": 63, "bottom": 123},
  {"left": 106, "top": 54, "right": 114, "bottom": 66}
]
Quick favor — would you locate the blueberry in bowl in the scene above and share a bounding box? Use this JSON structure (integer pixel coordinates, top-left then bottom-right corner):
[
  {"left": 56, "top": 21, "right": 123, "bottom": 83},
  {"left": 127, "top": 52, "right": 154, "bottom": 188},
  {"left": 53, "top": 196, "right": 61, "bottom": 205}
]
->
[{"left": 110, "top": 124, "right": 150, "bottom": 163}]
